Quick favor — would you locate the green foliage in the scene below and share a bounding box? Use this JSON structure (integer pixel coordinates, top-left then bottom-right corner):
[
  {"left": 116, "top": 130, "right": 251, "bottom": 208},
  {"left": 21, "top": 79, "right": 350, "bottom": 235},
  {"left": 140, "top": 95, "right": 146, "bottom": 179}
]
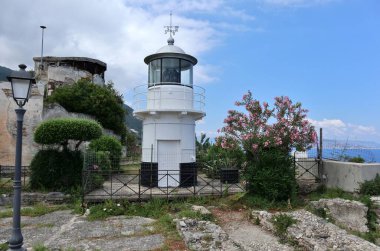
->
[
  {"left": 348, "top": 156, "right": 365, "bottom": 163},
  {"left": 89, "top": 135, "right": 122, "bottom": 169},
  {"left": 33, "top": 243, "right": 49, "bottom": 251},
  {"left": 0, "top": 203, "right": 68, "bottom": 218},
  {"left": 177, "top": 209, "right": 214, "bottom": 221},
  {"left": 0, "top": 243, "right": 8, "bottom": 251},
  {"left": 308, "top": 186, "right": 356, "bottom": 201},
  {"left": 359, "top": 174, "right": 380, "bottom": 196},
  {"left": 34, "top": 118, "right": 102, "bottom": 149},
  {"left": 30, "top": 149, "right": 83, "bottom": 190},
  {"left": 201, "top": 144, "right": 244, "bottom": 178},
  {"left": 46, "top": 79, "right": 126, "bottom": 138},
  {"left": 271, "top": 214, "right": 297, "bottom": 242},
  {"left": 245, "top": 149, "right": 296, "bottom": 202}
]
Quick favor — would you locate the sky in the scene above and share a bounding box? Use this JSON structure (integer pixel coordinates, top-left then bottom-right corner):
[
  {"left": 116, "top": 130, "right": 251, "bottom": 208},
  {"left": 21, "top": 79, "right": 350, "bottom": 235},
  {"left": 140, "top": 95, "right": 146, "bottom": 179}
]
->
[{"left": 0, "top": 0, "right": 379, "bottom": 143}]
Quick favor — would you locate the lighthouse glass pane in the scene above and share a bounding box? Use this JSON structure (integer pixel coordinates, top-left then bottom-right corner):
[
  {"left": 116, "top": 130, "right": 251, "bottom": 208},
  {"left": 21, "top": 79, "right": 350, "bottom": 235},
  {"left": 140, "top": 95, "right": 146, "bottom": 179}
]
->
[
  {"left": 149, "top": 59, "right": 161, "bottom": 87},
  {"left": 180, "top": 60, "right": 193, "bottom": 87},
  {"left": 162, "top": 58, "right": 180, "bottom": 84}
]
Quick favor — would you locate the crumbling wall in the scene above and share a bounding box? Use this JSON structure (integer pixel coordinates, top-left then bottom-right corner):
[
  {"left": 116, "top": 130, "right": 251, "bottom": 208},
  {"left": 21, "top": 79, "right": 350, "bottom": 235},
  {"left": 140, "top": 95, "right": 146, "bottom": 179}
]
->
[{"left": 0, "top": 82, "right": 43, "bottom": 165}]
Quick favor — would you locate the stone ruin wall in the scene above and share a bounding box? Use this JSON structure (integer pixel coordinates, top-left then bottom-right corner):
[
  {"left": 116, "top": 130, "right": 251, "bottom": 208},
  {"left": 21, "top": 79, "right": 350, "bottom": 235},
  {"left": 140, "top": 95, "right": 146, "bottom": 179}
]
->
[
  {"left": 0, "top": 57, "right": 109, "bottom": 166},
  {"left": 0, "top": 83, "right": 43, "bottom": 165}
]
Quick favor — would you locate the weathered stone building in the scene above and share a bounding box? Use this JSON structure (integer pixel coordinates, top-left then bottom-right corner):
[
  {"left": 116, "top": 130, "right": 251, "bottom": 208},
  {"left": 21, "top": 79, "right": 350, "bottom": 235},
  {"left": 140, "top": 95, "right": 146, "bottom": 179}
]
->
[
  {"left": 0, "top": 56, "right": 108, "bottom": 165},
  {"left": 33, "top": 56, "right": 107, "bottom": 95}
]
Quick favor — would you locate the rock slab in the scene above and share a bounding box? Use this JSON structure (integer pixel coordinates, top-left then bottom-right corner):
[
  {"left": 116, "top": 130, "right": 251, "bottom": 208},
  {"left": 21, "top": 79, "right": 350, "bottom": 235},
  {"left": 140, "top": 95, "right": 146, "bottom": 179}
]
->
[
  {"left": 309, "top": 198, "right": 369, "bottom": 233},
  {"left": 253, "top": 209, "right": 379, "bottom": 251},
  {"left": 0, "top": 210, "right": 164, "bottom": 250}
]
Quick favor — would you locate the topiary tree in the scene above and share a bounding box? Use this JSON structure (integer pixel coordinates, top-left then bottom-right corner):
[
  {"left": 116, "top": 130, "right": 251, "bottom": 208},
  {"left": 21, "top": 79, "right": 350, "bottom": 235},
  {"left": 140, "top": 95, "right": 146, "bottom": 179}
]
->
[
  {"left": 31, "top": 118, "right": 103, "bottom": 190},
  {"left": 34, "top": 118, "right": 102, "bottom": 150},
  {"left": 46, "top": 79, "right": 126, "bottom": 141},
  {"left": 89, "top": 135, "right": 122, "bottom": 169},
  {"left": 30, "top": 149, "right": 83, "bottom": 190}
]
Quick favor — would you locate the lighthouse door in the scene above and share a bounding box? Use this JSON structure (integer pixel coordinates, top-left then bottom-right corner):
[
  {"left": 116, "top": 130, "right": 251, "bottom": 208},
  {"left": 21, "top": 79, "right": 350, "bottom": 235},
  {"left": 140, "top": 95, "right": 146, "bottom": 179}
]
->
[{"left": 157, "top": 140, "right": 180, "bottom": 187}]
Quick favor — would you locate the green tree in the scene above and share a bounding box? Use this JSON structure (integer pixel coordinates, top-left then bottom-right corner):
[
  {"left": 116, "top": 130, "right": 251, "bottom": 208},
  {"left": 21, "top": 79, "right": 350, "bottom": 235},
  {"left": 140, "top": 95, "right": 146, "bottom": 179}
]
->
[
  {"left": 31, "top": 118, "right": 103, "bottom": 190},
  {"left": 34, "top": 118, "right": 102, "bottom": 150},
  {"left": 89, "top": 135, "right": 122, "bottom": 169},
  {"left": 46, "top": 79, "right": 126, "bottom": 140}
]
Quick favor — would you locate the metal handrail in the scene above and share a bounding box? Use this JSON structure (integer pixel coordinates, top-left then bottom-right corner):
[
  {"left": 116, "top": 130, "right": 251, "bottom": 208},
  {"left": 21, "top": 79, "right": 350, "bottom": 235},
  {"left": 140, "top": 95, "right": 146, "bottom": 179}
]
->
[{"left": 133, "top": 83, "right": 205, "bottom": 112}]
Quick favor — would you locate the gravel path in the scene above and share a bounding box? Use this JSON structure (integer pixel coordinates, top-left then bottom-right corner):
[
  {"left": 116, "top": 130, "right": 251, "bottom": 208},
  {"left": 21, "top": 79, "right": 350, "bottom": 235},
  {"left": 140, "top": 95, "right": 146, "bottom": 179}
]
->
[{"left": 212, "top": 208, "right": 292, "bottom": 251}]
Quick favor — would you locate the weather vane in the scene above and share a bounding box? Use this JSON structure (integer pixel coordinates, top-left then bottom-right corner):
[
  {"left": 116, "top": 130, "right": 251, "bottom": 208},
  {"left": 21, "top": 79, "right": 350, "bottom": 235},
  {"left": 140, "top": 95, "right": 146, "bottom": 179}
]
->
[{"left": 164, "top": 12, "right": 179, "bottom": 38}]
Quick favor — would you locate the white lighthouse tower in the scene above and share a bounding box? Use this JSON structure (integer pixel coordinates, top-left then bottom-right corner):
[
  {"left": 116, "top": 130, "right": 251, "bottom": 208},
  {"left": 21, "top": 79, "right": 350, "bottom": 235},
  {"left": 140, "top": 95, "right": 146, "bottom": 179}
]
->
[{"left": 134, "top": 19, "right": 205, "bottom": 188}]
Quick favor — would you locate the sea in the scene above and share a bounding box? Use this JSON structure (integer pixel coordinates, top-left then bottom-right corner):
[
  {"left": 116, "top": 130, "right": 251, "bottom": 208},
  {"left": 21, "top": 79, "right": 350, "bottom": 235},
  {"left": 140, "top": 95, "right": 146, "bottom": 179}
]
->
[{"left": 306, "top": 148, "right": 380, "bottom": 163}]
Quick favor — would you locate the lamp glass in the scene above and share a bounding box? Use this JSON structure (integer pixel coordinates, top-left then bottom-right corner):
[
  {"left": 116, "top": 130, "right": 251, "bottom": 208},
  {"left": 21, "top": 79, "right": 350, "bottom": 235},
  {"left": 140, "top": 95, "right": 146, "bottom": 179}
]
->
[{"left": 12, "top": 78, "right": 31, "bottom": 101}]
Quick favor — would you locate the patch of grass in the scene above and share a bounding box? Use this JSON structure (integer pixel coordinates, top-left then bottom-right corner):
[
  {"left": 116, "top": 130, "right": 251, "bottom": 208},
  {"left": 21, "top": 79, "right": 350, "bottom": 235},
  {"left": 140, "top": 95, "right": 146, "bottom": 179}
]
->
[
  {"left": 0, "top": 203, "right": 68, "bottom": 218},
  {"left": 239, "top": 193, "right": 304, "bottom": 211},
  {"left": 0, "top": 242, "right": 8, "bottom": 251},
  {"left": 87, "top": 199, "right": 125, "bottom": 221},
  {"left": 359, "top": 174, "right": 380, "bottom": 196},
  {"left": 177, "top": 209, "right": 214, "bottom": 221},
  {"left": 33, "top": 243, "right": 49, "bottom": 251},
  {"left": 271, "top": 214, "right": 298, "bottom": 243},
  {"left": 308, "top": 187, "right": 356, "bottom": 201},
  {"left": 120, "top": 163, "right": 140, "bottom": 174},
  {"left": 154, "top": 214, "right": 180, "bottom": 240}
]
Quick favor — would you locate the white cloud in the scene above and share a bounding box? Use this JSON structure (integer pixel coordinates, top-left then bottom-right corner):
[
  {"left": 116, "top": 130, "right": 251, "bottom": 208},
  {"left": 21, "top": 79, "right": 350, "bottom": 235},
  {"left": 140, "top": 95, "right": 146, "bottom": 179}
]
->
[
  {"left": 257, "top": 0, "right": 338, "bottom": 8},
  {"left": 309, "top": 118, "right": 379, "bottom": 141},
  {"left": 0, "top": 0, "right": 254, "bottom": 101}
]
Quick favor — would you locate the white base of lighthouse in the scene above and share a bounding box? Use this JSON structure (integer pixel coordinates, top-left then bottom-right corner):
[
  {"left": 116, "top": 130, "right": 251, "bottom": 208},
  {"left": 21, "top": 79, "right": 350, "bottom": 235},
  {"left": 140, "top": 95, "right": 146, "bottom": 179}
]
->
[{"left": 139, "top": 112, "right": 197, "bottom": 187}]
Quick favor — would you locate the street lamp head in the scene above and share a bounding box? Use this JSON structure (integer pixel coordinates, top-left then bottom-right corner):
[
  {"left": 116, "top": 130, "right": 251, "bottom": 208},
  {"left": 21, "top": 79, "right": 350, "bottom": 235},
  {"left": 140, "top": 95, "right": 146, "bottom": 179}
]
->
[
  {"left": 40, "top": 25, "right": 46, "bottom": 29},
  {"left": 7, "top": 64, "right": 35, "bottom": 107}
]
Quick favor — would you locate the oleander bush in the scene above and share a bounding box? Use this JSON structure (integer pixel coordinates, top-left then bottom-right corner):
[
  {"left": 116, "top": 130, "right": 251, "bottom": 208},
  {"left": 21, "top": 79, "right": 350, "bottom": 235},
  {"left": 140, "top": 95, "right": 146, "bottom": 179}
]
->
[{"left": 217, "top": 90, "right": 316, "bottom": 201}]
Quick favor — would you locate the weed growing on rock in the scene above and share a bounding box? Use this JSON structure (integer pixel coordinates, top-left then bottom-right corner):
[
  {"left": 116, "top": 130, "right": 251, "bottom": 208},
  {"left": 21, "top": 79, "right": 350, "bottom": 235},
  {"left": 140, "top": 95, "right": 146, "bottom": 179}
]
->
[
  {"left": 0, "top": 243, "right": 8, "bottom": 251},
  {"left": 271, "top": 214, "right": 297, "bottom": 242},
  {"left": 0, "top": 203, "right": 68, "bottom": 218}
]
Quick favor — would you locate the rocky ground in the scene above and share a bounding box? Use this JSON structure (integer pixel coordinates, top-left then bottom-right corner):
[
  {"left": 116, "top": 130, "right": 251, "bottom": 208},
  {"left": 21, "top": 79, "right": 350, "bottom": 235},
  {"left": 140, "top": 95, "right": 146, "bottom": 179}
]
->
[
  {"left": 0, "top": 210, "right": 164, "bottom": 250},
  {"left": 1, "top": 197, "right": 380, "bottom": 250}
]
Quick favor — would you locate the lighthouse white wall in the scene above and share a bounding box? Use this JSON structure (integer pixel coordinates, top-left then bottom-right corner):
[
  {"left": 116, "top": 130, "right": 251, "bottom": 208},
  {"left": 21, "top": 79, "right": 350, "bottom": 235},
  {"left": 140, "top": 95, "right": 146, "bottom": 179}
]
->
[
  {"left": 147, "top": 85, "right": 193, "bottom": 110},
  {"left": 141, "top": 113, "right": 196, "bottom": 163}
]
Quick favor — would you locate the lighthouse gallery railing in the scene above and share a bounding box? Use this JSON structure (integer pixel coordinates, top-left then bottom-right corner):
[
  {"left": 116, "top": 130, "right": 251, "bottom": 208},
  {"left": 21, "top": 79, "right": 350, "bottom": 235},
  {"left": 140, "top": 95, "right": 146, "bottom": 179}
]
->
[{"left": 133, "top": 83, "right": 205, "bottom": 112}]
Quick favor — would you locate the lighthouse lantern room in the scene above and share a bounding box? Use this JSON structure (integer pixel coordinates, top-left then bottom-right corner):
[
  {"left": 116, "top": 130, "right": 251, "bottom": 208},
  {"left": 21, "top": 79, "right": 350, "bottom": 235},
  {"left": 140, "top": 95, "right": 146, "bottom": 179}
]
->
[{"left": 134, "top": 17, "right": 205, "bottom": 188}]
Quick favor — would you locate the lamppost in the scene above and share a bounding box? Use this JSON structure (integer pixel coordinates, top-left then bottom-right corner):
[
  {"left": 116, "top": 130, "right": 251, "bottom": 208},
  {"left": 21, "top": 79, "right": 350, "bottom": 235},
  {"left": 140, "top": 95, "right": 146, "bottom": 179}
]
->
[{"left": 7, "top": 64, "right": 35, "bottom": 251}]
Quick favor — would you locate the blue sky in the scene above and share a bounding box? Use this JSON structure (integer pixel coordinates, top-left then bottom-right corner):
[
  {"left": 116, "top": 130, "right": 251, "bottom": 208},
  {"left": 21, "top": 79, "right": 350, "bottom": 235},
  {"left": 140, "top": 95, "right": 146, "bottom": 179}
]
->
[
  {"left": 192, "top": 0, "right": 380, "bottom": 143},
  {"left": 0, "top": 0, "right": 379, "bottom": 143}
]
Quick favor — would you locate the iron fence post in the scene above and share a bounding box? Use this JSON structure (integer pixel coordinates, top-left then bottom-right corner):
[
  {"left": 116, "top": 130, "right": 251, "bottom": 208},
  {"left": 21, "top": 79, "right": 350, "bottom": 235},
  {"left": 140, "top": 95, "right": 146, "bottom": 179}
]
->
[
  {"left": 220, "top": 169, "right": 222, "bottom": 197},
  {"left": 138, "top": 169, "right": 141, "bottom": 201},
  {"left": 193, "top": 168, "right": 196, "bottom": 196},
  {"left": 167, "top": 170, "right": 169, "bottom": 201},
  {"left": 110, "top": 169, "right": 113, "bottom": 200}
]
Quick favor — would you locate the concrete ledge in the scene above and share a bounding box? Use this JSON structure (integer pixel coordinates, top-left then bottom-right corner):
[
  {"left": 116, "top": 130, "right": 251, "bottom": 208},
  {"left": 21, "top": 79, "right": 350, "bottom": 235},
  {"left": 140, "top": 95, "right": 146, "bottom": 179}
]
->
[{"left": 323, "top": 160, "right": 380, "bottom": 192}]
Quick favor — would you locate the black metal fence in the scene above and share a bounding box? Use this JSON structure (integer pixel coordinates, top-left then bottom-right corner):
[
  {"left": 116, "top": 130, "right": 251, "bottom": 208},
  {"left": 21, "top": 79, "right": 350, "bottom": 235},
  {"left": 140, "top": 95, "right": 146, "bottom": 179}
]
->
[
  {"left": 0, "top": 165, "right": 30, "bottom": 189},
  {"left": 82, "top": 168, "right": 244, "bottom": 202}
]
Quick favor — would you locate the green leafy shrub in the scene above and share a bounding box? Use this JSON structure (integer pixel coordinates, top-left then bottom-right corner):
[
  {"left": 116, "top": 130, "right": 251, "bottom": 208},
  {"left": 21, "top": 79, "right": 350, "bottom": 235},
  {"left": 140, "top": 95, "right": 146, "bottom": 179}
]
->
[
  {"left": 359, "top": 174, "right": 380, "bottom": 196},
  {"left": 46, "top": 79, "right": 126, "bottom": 138},
  {"left": 34, "top": 118, "right": 102, "bottom": 149},
  {"left": 348, "top": 156, "right": 365, "bottom": 163},
  {"left": 201, "top": 144, "right": 244, "bottom": 178},
  {"left": 271, "top": 214, "right": 297, "bottom": 242},
  {"left": 30, "top": 149, "right": 83, "bottom": 190},
  {"left": 245, "top": 149, "right": 296, "bottom": 202},
  {"left": 89, "top": 135, "right": 122, "bottom": 169}
]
